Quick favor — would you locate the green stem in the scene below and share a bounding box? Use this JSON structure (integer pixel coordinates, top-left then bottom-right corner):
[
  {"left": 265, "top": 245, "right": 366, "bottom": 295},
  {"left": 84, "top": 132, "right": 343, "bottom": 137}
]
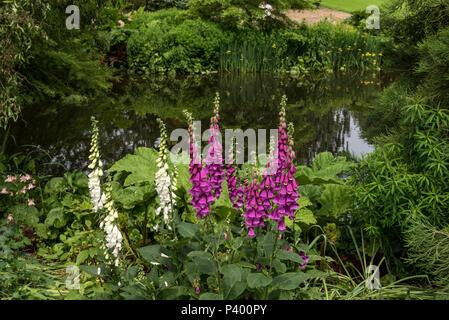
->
[
  {"left": 143, "top": 205, "right": 148, "bottom": 246},
  {"left": 265, "top": 228, "right": 280, "bottom": 300}
]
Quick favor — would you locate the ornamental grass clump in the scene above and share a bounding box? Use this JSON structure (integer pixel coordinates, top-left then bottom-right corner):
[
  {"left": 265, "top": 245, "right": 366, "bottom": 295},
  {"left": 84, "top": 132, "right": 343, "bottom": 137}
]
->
[{"left": 155, "top": 118, "right": 177, "bottom": 227}]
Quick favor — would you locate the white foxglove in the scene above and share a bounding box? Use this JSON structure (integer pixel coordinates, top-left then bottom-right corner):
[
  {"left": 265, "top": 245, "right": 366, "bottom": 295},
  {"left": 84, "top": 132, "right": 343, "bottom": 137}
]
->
[{"left": 155, "top": 119, "right": 177, "bottom": 227}]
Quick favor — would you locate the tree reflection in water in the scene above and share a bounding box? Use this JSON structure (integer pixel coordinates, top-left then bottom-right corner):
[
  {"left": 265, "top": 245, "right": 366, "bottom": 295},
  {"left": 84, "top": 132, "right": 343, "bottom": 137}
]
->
[{"left": 8, "top": 72, "right": 380, "bottom": 176}]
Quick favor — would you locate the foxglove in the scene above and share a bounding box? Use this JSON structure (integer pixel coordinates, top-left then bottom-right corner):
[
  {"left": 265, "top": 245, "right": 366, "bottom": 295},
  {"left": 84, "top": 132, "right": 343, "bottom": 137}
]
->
[
  {"left": 88, "top": 117, "right": 106, "bottom": 213},
  {"left": 155, "top": 118, "right": 177, "bottom": 226},
  {"left": 184, "top": 110, "right": 214, "bottom": 219},
  {"left": 205, "top": 93, "right": 225, "bottom": 200}
]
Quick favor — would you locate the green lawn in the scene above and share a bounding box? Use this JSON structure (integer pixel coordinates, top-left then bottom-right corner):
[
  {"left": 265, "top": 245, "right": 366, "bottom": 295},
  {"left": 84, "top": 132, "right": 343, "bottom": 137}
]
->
[{"left": 320, "top": 0, "right": 386, "bottom": 13}]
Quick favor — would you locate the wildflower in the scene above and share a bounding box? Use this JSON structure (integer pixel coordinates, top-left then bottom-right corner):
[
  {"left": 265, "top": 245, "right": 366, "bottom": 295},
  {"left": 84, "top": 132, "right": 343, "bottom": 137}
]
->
[
  {"left": 378, "top": 53, "right": 383, "bottom": 56},
  {"left": 298, "top": 251, "right": 309, "bottom": 269},
  {"left": 20, "top": 186, "right": 27, "bottom": 194},
  {"left": 243, "top": 176, "right": 266, "bottom": 238},
  {"left": 272, "top": 43, "right": 276, "bottom": 49},
  {"left": 5, "top": 175, "right": 16, "bottom": 182},
  {"left": 97, "top": 267, "right": 101, "bottom": 276},
  {"left": 226, "top": 50, "right": 231, "bottom": 54},
  {"left": 7, "top": 214, "right": 13, "bottom": 221},
  {"left": 160, "top": 253, "right": 169, "bottom": 258},
  {"left": 226, "top": 143, "right": 245, "bottom": 211},
  {"left": 284, "top": 246, "right": 291, "bottom": 251},
  {"left": 256, "top": 263, "right": 263, "bottom": 271},
  {"left": 225, "top": 233, "right": 229, "bottom": 241},
  {"left": 100, "top": 184, "right": 123, "bottom": 267},
  {"left": 205, "top": 93, "right": 224, "bottom": 200},
  {"left": 88, "top": 117, "right": 106, "bottom": 213},
  {"left": 20, "top": 174, "right": 31, "bottom": 182},
  {"left": 195, "top": 286, "right": 200, "bottom": 295},
  {"left": 28, "top": 183, "right": 35, "bottom": 190},
  {"left": 185, "top": 110, "right": 214, "bottom": 219},
  {"left": 155, "top": 118, "right": 177, "bottom": 225},
  {"left": 27, "top": 199, "right": 35, "bottom": 206},
  {"left": 118, "top": 20, "right": 125, "bottom": 27},
  {"left": 0, "top": 188, "right": 7, "bottom": 194},
  {"left": 270, "top": 98, "right": 300, "bottom": 232}
]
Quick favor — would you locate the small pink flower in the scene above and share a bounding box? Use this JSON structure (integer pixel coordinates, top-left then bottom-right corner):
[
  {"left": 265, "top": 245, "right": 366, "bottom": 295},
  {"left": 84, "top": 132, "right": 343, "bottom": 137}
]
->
[
  {"left": 195, "top": 286, "right": 200, "bottom": 295},
  {"left": 7, "top": 214, "right": 13, "bottom": 221},
  {"left": 20, "top": 186, "right": 27, "bottom": 194},
  {"left": 224, "top": 234, "right": 229, "bottom": 241},
  {"left": 28, "top": 199, "right": 35, "bottom": 206},
  {"left": 284, "top": 246, "right": 291, "bottom": 251},
  {"left": 118, "top": 20, "right": 125, "bottom": 27},
  {"left": 28, "top": 183, "right": 35, "bottom": 190},
  {"left": 5, "top": 175, "right": 16, "bottom": 182},
  {"left": 20, "top": 174, "right": 31, "bottom": 182},
  {"left": 10, "top": 192, "right": 13, "bottom": 197},
  {"left": 1, "top": 188, "right": 7, "bottom": 194}
]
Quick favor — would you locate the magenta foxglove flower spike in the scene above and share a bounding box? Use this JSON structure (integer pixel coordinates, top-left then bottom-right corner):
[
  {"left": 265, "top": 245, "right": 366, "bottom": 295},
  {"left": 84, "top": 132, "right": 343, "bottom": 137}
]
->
[
  {"left": 226, "top": 158, "right": 245, "bottom": 210},
  {"left": 243, "top": 175, "right": 266, "bottom": 238},
  {"left": 205, "top": 93, "right": 225, "bottom": 200},
  {"left": 270, "top": 96, "right": 300, "bottom": 231},
  {"left": 184, "top": 110, "right": 214, "bottom": 219}
]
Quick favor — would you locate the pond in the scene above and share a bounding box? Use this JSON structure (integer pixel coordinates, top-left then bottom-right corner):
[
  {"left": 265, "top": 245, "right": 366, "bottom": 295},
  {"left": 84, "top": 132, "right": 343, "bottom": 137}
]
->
[{"left": 8, "top": 72, "right": 381, "bottom": 176}]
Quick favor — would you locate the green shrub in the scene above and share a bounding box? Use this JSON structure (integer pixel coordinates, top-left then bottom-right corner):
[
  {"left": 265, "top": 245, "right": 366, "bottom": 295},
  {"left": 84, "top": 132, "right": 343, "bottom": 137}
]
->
[
  {"left": 127, "top": 9, "right": 226, "bottom": 74},
  {"left": 416, "top": 26, "right": 449, "bottom": 107},
  {"left": 404, "top": 217, "right": 449, "bottom": 286},
  {"left": 350, "top": 103, "right": 449, "bottom": 268}
]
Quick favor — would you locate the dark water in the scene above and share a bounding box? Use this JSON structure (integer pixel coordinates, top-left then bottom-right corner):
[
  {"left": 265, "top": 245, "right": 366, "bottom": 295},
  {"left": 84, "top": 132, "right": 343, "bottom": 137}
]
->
[{"left": 8, "top": 72, "right": 381, "bottom": 176}]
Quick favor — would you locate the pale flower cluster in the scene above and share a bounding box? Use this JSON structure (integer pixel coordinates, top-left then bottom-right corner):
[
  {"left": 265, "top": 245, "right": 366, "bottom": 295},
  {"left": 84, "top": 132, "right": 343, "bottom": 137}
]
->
[
  {"left": 88, "top": 117, "right": 122, "bottom": 266},
  {"left": 155, "top": 162, "right": 177, "bottom": 224},
  {"left": 155, "top": 119, "right": 177, "bottom": 226},
  {"left": 88, "top": 117, "right": 105, "bottom": 212},
  {"left": 100, "top": 187, "right": 123, "bottom": 267}
]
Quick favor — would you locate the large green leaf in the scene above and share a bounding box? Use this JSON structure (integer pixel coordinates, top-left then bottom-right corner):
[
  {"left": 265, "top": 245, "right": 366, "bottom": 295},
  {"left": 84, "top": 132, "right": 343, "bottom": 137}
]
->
[
  {"left": 271, "top": 272, "right": 308, "bottom": 290},
  {"left": 276, "top": 250, "right": 305, "bottom": 264},
  {"left": 187, "top": 251, "right": 216, "bottom": 275},
  {"left": 199, "top": 293, "right": 223, "bottom": 300},
  {"left": 108, "top": 147, "right": 159, "bottom": 186},
  {"left": 177, "top": 222, "right": 201, "bottom": 239},
  {"left": 11, "top": 204, "right": 41, "bottom": 227},
  {"left": 45, "top": 207, "right": 66, "bottom": 228},
  {"left": 295, "top": 152, "right": 355, "bottom": 186},
  {"left": 318, "top": 184, "right": 353, "bottom": 218},
  {"left": 247, "top": 273, "right": 272, "bottom": 288},
  {"left": 221, "top": 264, "right": 246, "bottom": 299}
]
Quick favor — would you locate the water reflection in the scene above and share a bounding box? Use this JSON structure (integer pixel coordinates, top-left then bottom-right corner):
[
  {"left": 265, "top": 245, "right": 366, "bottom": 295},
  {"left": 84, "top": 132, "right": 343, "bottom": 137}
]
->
[{"left": 8, "top": 72, "right": 380, "bottom": 176}]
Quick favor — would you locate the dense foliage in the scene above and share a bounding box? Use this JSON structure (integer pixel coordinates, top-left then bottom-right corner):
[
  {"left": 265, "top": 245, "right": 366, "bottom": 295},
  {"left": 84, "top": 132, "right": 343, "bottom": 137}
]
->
[{"left": 2, "top": 0, "right": 449, "bottom": 301}]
